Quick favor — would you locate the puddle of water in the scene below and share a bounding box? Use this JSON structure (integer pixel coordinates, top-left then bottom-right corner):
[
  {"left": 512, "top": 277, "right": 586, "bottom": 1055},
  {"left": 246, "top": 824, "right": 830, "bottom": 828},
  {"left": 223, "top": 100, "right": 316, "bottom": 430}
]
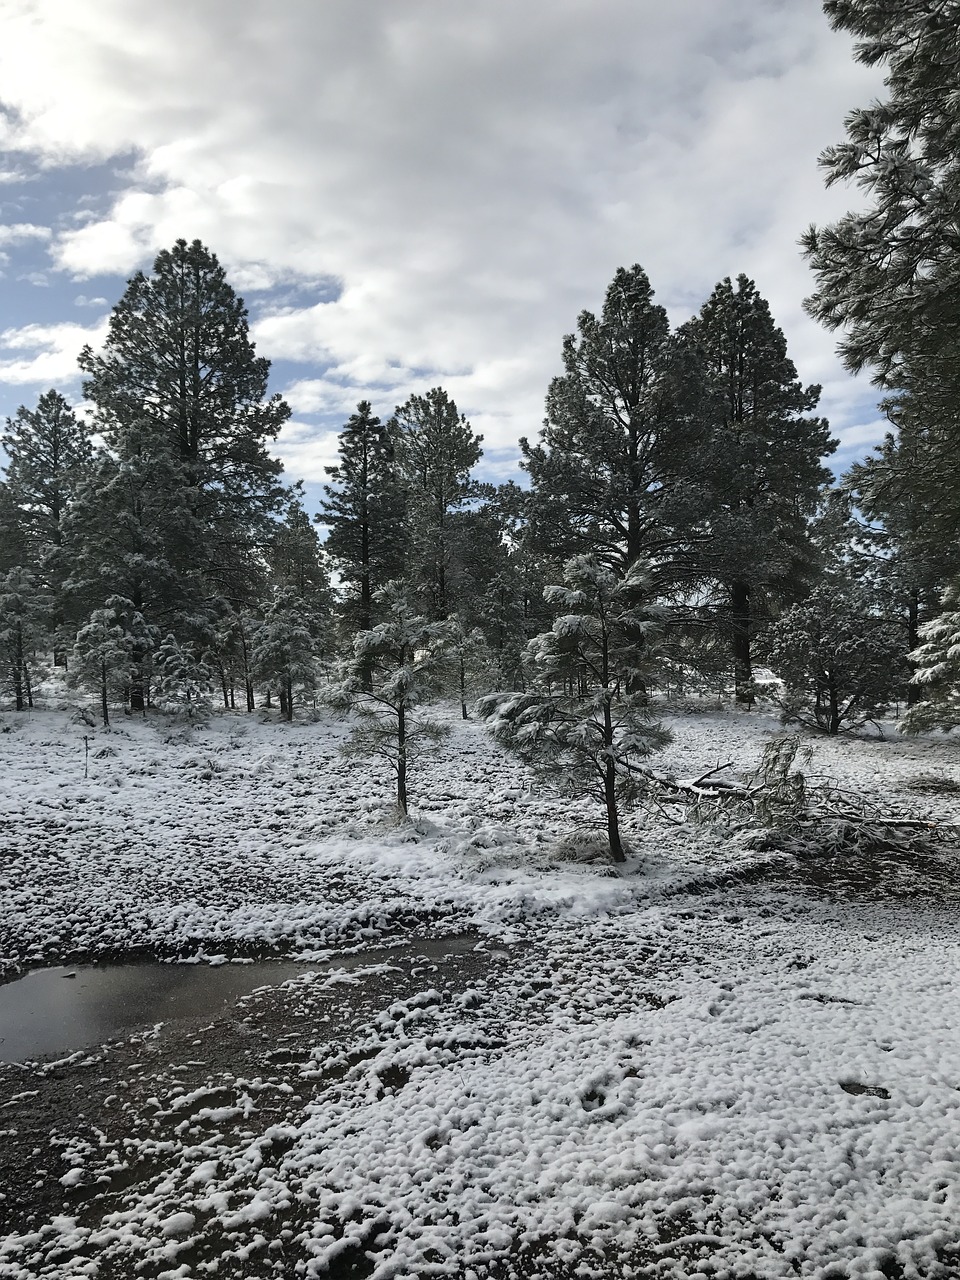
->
[
  {"left": 0, "top": 935, "right": 487, "bottom": 1064},
  {"left": 0, "top": 962, "right": 313, "bottom": 1064}
]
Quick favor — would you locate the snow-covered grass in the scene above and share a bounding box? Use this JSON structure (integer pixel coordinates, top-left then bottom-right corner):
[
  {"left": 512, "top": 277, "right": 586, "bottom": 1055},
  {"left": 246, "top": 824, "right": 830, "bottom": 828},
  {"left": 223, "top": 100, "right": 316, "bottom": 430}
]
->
[{"left": 1, "top": 701, "right": 959, "bottom": 1278}]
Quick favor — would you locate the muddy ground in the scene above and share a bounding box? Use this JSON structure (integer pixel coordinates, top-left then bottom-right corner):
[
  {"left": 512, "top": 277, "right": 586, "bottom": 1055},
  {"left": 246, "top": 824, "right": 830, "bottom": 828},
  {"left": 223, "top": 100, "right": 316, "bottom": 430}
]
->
[{"left": 0, "top": 935, "right": 527, "bottom": 1267}]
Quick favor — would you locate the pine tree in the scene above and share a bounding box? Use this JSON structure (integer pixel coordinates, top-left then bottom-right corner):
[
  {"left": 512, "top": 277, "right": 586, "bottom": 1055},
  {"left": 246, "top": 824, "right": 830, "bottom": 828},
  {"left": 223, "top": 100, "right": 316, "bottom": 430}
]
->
[
  {"left": 768, "top": 578, "right": 907, "bottom": 735},
  {"left": 478, "top": 556, "right": 670, "bottom": 863},
  {"left": 325, "top": 581, "right": 453, "bottom": 816},
  {"left": 71, "top": 606, "right": 131, "bottom": 726},
  {"left": 207, "top": 610, "right": 261, "bottom": 712},
  {"left": 521, "top": 265, "right": 708, "bottom": 590},
  {"left": 153, "top": 634, "right": 215, "bottom": 721},
  {"left": 845, "top": 408, "right": 958, "bottom": 700},
  {"left": 0, "top": 567, "right": 50, "bottom": 711},
  {"left": 267, "top": 497, "right": 333, "bottom": 645},
  {"left": 681, "top": 275, "right": 836, "bottom": 701},
  {"left": 79, "top": 238, "right": 290, "bottom": 612},
  {"left": 2, "top": 390, "right": 93, "bottom": 566},
  {"left": 802, "top": 0, "right": 960, "bottom": 388},
  {"left": 804, "top": 6, "right": 960, "bottom": 700},
  {"left": 0, "top": 483, "right": 24, "bottom": 576},
  {"left": 64, "top": 432, "right": 200, "bottom": 710},
  {"left": 903, "top": 578, "right": 960, "bottom": 733},
  {"left": 319, "top": 401, "right": 405, "bottom": 637},
  {"left": 2, "top": 390, "right": 93, "bottom": 660},
  {"left": 249, "top": 588, "right": 321, "bottom": 721},
  {"left": 447, "top": 618, "right": 493, "bottom": 720},
  {"left": 392, "top": 387, "right": 485, "bottom": 620}
]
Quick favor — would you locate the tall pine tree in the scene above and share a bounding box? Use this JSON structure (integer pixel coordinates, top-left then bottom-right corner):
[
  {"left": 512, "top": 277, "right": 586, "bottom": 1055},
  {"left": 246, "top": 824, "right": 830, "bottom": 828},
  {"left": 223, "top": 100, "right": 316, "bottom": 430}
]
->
[
  {"left": 521, "top": 265, "right": 708, "bottom": 592},
  {"left": 79, "top": 239, "right": 290, "bottom": 613},
  {"left": 319, "top": 401, "right": 404, "bottom": 637},
  {"left": 392, "top": 388, "right": 485, "bottom": 620},
  {"left": 681, "top": 275, "right": 835, "bottom": 701},
  {"left": 2, "top": 390, "right": 93, "bottom": 659}
]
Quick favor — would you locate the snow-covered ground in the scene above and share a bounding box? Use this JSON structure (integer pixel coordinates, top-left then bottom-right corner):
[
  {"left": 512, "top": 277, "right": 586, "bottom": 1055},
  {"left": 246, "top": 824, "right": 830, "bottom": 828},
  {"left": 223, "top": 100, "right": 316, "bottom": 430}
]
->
[{"left": 1, "top": 701, "right": 959, "bottom": 1278}]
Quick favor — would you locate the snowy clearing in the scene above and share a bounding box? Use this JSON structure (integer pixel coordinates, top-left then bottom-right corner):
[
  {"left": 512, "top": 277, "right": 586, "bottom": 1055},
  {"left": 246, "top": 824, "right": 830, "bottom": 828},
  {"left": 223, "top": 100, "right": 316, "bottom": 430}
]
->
[{"left": 1, "top": 703, "right": 959, "bottom": 1279}]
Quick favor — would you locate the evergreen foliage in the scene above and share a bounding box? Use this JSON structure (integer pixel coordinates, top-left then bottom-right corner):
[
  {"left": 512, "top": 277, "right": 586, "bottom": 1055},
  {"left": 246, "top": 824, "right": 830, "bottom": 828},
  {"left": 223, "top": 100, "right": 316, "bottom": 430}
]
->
[
  {"left": 2, "top": 390, "right": 94, "bottom": 659},
  {"left": 1, "top": 390, "right": 93, "bottom": 570},
  {"left": 845, "top": 415, "right": 956, "bottom": 697},
  {"left": 681, "top": 275, "right": 836, "bottom": 700},
  {"left": 79, "top": 239, "right": 290, "bottom": 612},
  {"left": 392, "top": 387, "right": 486, "bottom": 619},
  {"left": 803, "top": 0, "right": 960, "bottom": 387},
  {"left": 325, "top": 581, "right": 453, "bottom": 816},
  {"left": 152, "top": 633, "right": 216, "bottom": 722},
  {"left": 65, "top": 428, "right": 206, "bottom": 709},
  {"left": 0, "top": 483, "right": 23, "bottom": 576},
  {"left": 447, "top": 618, "right": 493, "bottom": 720},
  {"left": 249, "top": 588, "right": 321, "bottom": 721},
  {"left": 477, "top": 556, "right": 670, "bottom": 862},
  {"left": 806, "top": 3, "right": 960, "bottom": 719},
  {"left": 267, "top": 497, "right": 333, "bottom": 636},
  {"left": 767, "top": 577, "right": 907, "bottom": 734},
  {"left": 319, "top": 401, "right": 405, "bottom": 636},
  {"left": 0, "top": 567, "right": 50, "bottom": 711},
  {"left": 521, "top": 265, "right": 708, "bottom": 588},
  {"left": 903, "top": 579, "right": 960, "bottom": 732},
  {"left": 71, "top": 606, "right": 132, "bottom": 726}
]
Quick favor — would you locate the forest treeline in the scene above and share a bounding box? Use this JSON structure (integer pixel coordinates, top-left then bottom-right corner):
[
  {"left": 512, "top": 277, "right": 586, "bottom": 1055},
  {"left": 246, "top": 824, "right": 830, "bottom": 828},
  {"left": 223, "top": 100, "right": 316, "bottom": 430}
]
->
[
  {"left": 2, "top": 2, "right": 960, "bottom": 850},
  {"left": 0, "top": 244, "right": 847, "bottom": 719}
]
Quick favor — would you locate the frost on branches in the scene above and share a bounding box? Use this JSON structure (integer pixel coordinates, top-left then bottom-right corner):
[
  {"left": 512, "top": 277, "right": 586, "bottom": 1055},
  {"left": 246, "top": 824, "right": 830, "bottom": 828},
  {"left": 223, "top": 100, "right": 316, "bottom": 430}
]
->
[
  {"left": 904, "top": 578, "right": 960, "bottom": 732},
  {"left": 767, "top": 581, "right": 906, "bottom": 735},
  {"left": 478, "top": 556, "right": 670, "bottom": 863},
  {"left": 324, "top": 581, "right": 452, "bottom": 818}
]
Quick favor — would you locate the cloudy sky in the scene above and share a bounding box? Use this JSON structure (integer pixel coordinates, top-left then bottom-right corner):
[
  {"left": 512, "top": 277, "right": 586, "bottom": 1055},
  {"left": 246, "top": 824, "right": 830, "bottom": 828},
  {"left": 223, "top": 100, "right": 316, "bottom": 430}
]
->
[{"left": 0, "top": 0, "right": 884, "bottom": 510}]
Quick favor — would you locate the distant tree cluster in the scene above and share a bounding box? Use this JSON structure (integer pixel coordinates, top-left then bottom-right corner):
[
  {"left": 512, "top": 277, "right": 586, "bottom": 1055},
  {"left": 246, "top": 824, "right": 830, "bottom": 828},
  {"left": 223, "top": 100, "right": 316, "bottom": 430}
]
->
[{"left": 11, "top": 5, "right": 960, "bottom": 865}]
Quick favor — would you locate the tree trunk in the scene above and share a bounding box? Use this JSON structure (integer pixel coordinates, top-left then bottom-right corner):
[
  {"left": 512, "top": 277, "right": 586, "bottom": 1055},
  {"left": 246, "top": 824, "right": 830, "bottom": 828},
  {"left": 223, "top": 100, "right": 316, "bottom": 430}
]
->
[
  {"left": 600, "top": 631, "right": 625, "bottom": 862},
  {"left": 239, "top": 629, "right": 255, "bottom": 711},
  {"left": 284, "top": 675, "right": 293, "bottom": 722},
  {"left": 604, "top": 756, "right": 625, "bottom": 863},
  {"left": 130, "top": 673, "right": 145, "bottom": 713},
  {"left": 731, "top": 579, "right": 752, "bottom": 705},
  {"left": 460, "top": 653, "right": 468, "bottom": 719},
  {"left": 13, "top": 624, "right": 25, "bottom": 711},
  {"left": 827, "top": 671, "right": 840, "bottom": 736},
  {"left": 100, "top": 661, "right": 110, "bottom": 727},
  {"left": 397, "top": 701, "right": 408, "bottom": 816},
  {"left": 905, "top": 585, "right": 921, "bottom": 707}
]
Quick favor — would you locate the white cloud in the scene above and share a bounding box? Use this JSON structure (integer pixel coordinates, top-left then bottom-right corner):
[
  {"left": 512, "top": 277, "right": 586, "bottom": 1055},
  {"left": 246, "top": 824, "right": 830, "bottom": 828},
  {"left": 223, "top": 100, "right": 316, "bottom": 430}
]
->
[
  {"left": 272, "top": 420, "right": 341, "bottom": 484},
  {"left": 0, "top": 319, "right": 107, "bottom": 386},
  {"left": 0, "top": 222, "right": 51, "bottom": 246},
  {"left": 0, "top": 0, "right": 886, "bottom": 480}
]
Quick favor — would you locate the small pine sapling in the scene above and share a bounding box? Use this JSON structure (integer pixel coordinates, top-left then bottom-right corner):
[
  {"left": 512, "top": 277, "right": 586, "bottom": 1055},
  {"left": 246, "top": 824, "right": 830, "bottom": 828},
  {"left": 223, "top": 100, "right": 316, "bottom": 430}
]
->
[
  {"left": 71, "top": 607, "right": 132, "bottom": 726},
  {"left": 478, "top": 555, "right": 671, "bottom": 863},
  {"left": 448, "top": 618, "right": 493, "bottom": 719},
  {"left": 249, "top": 588, "right": 321, "bottom": 721},
  {"left": 153, "top": 634, "right": 215, "bottom": 722},
  {"left": 325, "top": 581, "right": 453, "bottom": 818},
  {"left": 767, "top": 581, "right": 907, "bottom": 735}
]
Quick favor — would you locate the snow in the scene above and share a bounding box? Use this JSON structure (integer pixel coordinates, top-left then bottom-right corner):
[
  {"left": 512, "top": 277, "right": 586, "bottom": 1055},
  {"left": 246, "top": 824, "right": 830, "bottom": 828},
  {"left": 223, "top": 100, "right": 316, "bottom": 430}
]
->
[{"left": 1, "top": 701, "right": 960, "bottom": 1277}]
